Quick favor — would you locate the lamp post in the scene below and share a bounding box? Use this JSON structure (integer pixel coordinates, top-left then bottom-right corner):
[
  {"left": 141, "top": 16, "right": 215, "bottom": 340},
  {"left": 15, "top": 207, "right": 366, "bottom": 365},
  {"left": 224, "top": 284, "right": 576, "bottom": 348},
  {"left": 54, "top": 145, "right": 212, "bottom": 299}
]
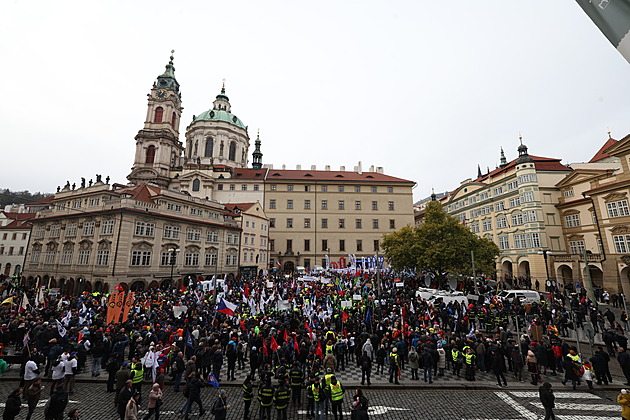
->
[
  {"left": 538, "top": 249, "right": 552, "bottom": 302},
  {"left": 168, "top": 247, "right": 179, "bottom": 289}
]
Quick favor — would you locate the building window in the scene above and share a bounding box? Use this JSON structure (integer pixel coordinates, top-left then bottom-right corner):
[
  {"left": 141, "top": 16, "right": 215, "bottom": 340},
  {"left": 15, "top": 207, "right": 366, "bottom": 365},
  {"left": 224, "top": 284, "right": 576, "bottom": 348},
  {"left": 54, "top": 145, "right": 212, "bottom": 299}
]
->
[
  {"left": 498, "top": 236, "right": 510, "bottom": 250},
  {"left": 271, "top": 185, "right": 277, "bottom": 191},
  {"left": 614, "top": 234, "right": 630, "bottom": 253},
  {"left": 511, "top": 213, "right": 525, "bottom": 226},
  {"left": 339, "top": 219, "right": 345, "bottom": 228},
  {"left": 96, "top": 250, "right": 109, "bottom": 266},
  {"left": 287, "top": 200, "right": 293, "bottom": 209},
  {"left": 229, "top": 141, "right": 236, "bottom": 161},
  {"left": 304, "top": 258, "right": 311, "bottom": 268},
  {"left": 101, "top": 220, "right": 115, "bottom": 235},
  {"left": 204, "top": 138, "right": 213, "bottom": 157},
  {"left": 229, "top": 184, "right": 235, "bottom": 191},
  {"left": 83, "top": 222, "right": 95, "bottom": 236},
  {"left": 305, "top": 185, "right": 311, "bottom": 192},
  {"left": 61, "top": 250, "right": 72, "bottom": 265},
  {"left": 287, "top": 185, "right": 294, "bottom": 192},
  {"left": 387, "top": 187, "right": 393, "bottom": 193},
  {"left": 508, "top": 197, "right": 521, "bottom": 208},
  {"left": 269, "top": 199, "right": 276, "bottom": 209},
  {"left": 269, "top": 218, "right": 276, "bottom": 228},
  {"left": 607, "top": 200, "right": 630, "bottom": 218},
  {"left": 482, "top": 220, "right": 492, "bottom": 231},
  {"left": 66, "top": 223, "right": 77, "bottom": 237},
  {"left": 187, "top": 228, "right": 201, "bottom": 241},
  {"left": 525, "top": 210, "right": 537, "bottom": 222},
  {"left": 493, "top": 186, "right": 504, "bottom": 196},
  {"left": 321, "top": 218, "right": 328, "bottom": 228},
  {"left": 154, "top": 107, "right": 163, "bottom": 123},
  {"left": 304, "top": 200, "right": 311, "bottom": 209},
  {"left": 389, "top": 219, "right": 395, "bottom": 229},
  {"left": 321, "top": 200, "right": 328, "bottom": 210},
  {"left": 513, "top": 233, "right": 528, "bottom": 249},
  {"left": 470, "top": 222, "right": 480, "bottom": 233},
  {"left": 355, "top": 201, "right": 361, "bottom": 210},
  {"left": 371, "top": 186, "right": 377, "bottom": 193},
  {"left": 253, "top": 184, "right": 259, "bottom": 191},
  {"left": 206, "top": 230, "right": 219, "bottom": 242},
  {"left": 564, "top": 214, "right": 581, "bottom": 228},
  {"left": 30, "top": 250, "right": 40, "bottom": 264},
  {"left": 161, "top": 251, "right": 176, "bottom": 266},
  {"left": 372, "top": 219, "right": 379, "bottom": 229},
  {"left": 50, "top": 225, "right": 60, "bottom": 237},
  {"left": 164, "top": 225, "right": 181, "bottom": 239},
  {"left": 269, "top": 239, "right": 275, "bottom": 251},
  {"left": 518, "top": 174, "right": 538, "bottom": 184},
  {"left": 184, "top": 252, "right": 199, "bottom": 266},
  {"left": 78, "top": 250, "right": 91, "bottom": 265},
  {"left": 322, "top": 239, "right": 328, "bottom": 251},
  {"left": 205, "top": 251, "right": 218, "bottom": 266},
  {"left": 496, "top": 217, "right": 508, "bottom": 229},
  {"left": 495, "top": 202, "right": 505, "bottom": 212},
  {"left": 287, "top": 218, "right": 293, "bottom": 228},
  {"left": 286, "top": 239, "right": 293, "bottom": 251},
  {"left": 355, "top": 186, "right": 361, "bottom": 193},
  {"left": 192, "top": 179, "right": 200, "bottom": 192},
  {"left": 241, "top": 184, "right": 247, "bottom": 191},
  {"left": 531, "top": 232, "right": 541, "bottom": 248},
  {"left": 564, "top": 189, "right": 574, "bottom": 198},
  {"left": 218, "top": 184, "right": 224, "bottom": 191},
  {"left": 166, "top": 203, "right": 182, "bottom": 212},
  {"left": 304, "top": 239, "right": 311, "bottom": 251},
  {"left": 339, "top": 239, "right": 345, "bottom": 252},
  {"left": 388, "top": 201, "right": 394, "bottom": 211},
  {"left": 507, "top": 180, "right": 518, "bottom": 191},
  {"left": 569, "top": 240, "right": 585, "bottom": 255},
  {"left": 355, "top": 219, "right": 362, "bottom": 229},
  {"left": 304, "top": 218, "right": 311, "bottom": 228},
  {"left": 356, "top": 240, "right": 363, "bottom": 252},
  {"left": 135, "top": 222, "right": 155, "bottom": 237},
  {"left": 338, "top": 200, "right": 345, "bottom": 210},
  {"left": 373, "top": 240, "right": 379, "bottom": 251},
  {"left": 338, "top": 186, "right": 344, "bottom": 192},
  {"left": 88, "top": 198, "right": 100, "bottom": 206},
  {"left": 321, "top": 186, "right": 327, "bottom": 192},
  {"left": 520, "top": 192, "right": 534, "bottom": 203},
  {"left": 372, "top": 201, "right": 378, "bottom": 211},
  {"left": 146, "top": 145, "right": 156, "bottom": 164},
  {"left": 131, "top": 250, "right": 151, "bottom": 266}
]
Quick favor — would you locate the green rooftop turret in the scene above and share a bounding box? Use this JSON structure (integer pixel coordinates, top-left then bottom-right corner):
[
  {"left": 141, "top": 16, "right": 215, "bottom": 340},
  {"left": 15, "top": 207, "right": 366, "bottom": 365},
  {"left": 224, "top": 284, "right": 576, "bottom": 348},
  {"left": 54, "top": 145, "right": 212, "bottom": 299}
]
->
[
  {"left": 154, "top": 50, "right": 180, "bottom": 93},
  {"left": 252, "top": 129, "right": 263, "bottom": 169}
]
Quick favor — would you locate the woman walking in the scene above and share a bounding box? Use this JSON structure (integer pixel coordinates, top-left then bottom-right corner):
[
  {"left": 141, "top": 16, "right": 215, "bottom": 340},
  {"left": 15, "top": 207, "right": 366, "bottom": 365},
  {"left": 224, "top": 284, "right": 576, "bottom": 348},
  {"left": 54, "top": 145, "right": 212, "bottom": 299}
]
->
[
  {"left": 526, "top": 350, "right": 540, "bottom": 385},
  {"left": 142, "top": 383, "right": 163, "bottom": 420},
  {"left": 350, "top": 388, "right": 369, "bottom": 420},
  {"left": 25, "top": 378, "right": 45, "bottom": 420}
]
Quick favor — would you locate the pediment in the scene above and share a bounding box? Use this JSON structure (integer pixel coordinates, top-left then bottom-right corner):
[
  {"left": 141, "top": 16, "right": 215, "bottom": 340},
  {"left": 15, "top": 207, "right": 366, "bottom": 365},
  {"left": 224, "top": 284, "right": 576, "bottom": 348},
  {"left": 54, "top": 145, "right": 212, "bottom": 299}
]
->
[
  {"left": 556, "top": 169, "right": 609, "bottom": 188},
  {"left": 179, "top": 171, "right": 215, "bottom": 182},
  {"left": 611, "top": 224, "right": 630, "bottom": 234},
  {"left": 603, "top": 192, "right": 627, "bottom": 203},
  {"left": 567, "top": 234, "right": 584, "bottom": 241}
]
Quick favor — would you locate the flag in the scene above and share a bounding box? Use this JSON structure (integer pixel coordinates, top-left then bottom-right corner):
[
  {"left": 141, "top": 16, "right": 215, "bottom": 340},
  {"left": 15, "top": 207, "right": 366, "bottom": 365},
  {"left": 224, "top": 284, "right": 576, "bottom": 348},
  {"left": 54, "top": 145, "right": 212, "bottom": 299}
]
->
[
  {"left": 114, "top": 284, "right": 125, "bottom": 292},
  {"left": 113, "top": 291, "right": 125, "bottom": 324},
  {"left": 576, "top": 0, "right": 630, "bottom": 64},
  {"left": 62, "top": 310, "right": 72, "bottom": 327},
  {"left": 283, "top": 329, "right": 288, "bottom": 343},
  {"left": 365, "top": 307, "right": 372, "bottom": 324},
  {"left": 342, "top": 310, "right": 349, "bottom": 322},
  {"left": 185, "top": 331, "right": 194, "bottom": 348},
  {"left": 410, "top": 301, "right": 415, "bottom": 313},
  {"left": 106, "top": 293, "right": 117, "bottom": 324},
  {"left": 20, "top": 293, "right": 29, "bottom": 312},
  {"left": 23, "top": 331, "right": 30, "bottom": 346},
  {"left": 262, "top": 338, "right": 268, "bottom": 356},
  {"left": 270, "top": 336, "right": 279, "bottom": 352},
  {"left": 315, "top": 341, "right": 323, "bottom": 357},
  {"left": 276, "top": 260, "right": 281, "bottom": 267},
  {"left": 244, "top": 283, "right": 250, "bottom": 298},
  {"left": 304, "top": 321, "right": 313, "bottom": 340},
  {"left": 1, "top": 297, "right": 13, "bottom": 305},
  {"left": 293, "top": 335, "right": 300, "bottom": 354},
  {"left": 217, "top": 298, "right": 237, "bottom": 316},
  {"left": 207, "top": 373, "right": 220, "bottom": 388},
  {"left": 56, "top": 319, "right": 67, "bottom": 338},
  {"left": 121, "top": 292, "right": 135, "bottom": 323}
]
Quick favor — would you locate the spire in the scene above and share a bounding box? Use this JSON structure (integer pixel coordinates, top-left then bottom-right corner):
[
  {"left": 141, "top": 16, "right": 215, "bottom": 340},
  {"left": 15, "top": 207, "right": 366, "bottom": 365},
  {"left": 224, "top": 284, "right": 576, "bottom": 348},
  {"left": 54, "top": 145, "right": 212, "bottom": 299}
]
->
[
  {"left": 516, "top": 135, "right": 533, "bottom": 164},
  {"left": 155, "top": 50, "right": 180, "bottom": 93},
  {"left": 608, "top": 129, "right": 612, "bottom": 139},
  {"left": 500, "top": 147, "right": 507, "bottom": 167},
  {"left": 477, "top": 164, "right": 482, "bottom": 179},
  {"left": 252, "top": 129, "right": 263, "bottom": 169},
  {"left": 213, "top": 79, "right": 231, "bottom": 112},
  {"left": 430, "top": 188, "right": 437, "bottom": 201}
]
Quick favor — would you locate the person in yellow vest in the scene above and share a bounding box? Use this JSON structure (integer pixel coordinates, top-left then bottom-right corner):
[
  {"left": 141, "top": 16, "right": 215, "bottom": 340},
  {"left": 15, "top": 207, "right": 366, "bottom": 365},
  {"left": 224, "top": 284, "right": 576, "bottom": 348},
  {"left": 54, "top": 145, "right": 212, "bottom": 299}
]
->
[
  {"left": 311, "top": 377, "right": 325, "bottom": 420},
  {"left": 388, "top": 347, "right": 400, "bottom": 385},
  {"left": 130, "top": 357, "right": 144, "bottom": 404},
  {"left": 328, "top": 375, "right": 344, "bottom": 420},
  {"left": 464, "top": 348, "right": 476, "bottom": 381},
  {"left": 452, "top": 346, "right": 463, "bottom": 378}
]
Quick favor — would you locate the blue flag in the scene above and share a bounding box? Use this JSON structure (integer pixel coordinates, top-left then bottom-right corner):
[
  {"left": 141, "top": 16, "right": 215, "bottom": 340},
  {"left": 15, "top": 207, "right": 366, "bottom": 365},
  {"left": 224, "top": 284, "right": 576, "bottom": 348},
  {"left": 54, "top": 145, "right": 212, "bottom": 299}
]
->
[
  {"left": 185, "top": 331, "right": 194, "bottom": 348},
  {"left": 365, "top": 307, "right": 371, "bottom": 324},
  {"left": 207, "top": 373, "right": 220, "bottom": 388}
]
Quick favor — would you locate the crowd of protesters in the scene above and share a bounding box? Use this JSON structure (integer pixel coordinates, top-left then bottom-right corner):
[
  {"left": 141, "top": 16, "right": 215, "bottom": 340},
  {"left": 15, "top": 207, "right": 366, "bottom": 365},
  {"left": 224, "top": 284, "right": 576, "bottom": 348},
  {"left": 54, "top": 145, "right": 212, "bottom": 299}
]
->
[{"left": 0, "top": 271, "right": 628, "bottom": 419}]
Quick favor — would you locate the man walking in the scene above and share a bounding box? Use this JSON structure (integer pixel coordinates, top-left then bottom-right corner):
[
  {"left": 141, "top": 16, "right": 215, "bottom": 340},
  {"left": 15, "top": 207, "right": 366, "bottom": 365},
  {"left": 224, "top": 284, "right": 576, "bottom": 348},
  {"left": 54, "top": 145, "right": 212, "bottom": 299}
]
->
[{"left": 539, "top": 382, "right": 556, "bottom": 420}]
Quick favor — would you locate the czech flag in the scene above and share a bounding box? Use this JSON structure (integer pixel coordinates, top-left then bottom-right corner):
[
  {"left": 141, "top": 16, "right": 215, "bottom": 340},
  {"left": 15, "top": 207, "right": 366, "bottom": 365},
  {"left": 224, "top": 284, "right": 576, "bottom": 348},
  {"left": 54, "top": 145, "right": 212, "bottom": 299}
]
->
[{"left": 217, "top": 298, "right": 237, "bottom": 316}]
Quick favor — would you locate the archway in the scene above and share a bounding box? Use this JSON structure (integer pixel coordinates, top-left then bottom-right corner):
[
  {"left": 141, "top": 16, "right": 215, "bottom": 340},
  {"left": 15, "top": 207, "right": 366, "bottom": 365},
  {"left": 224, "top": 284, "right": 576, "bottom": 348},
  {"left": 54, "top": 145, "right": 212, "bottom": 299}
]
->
[
  {"left": 130, "top": 280, "right": 145, "bottom": 292},
  {"left": 501, "top": 261, "right": 513, "bottom": 280},
  {"left": 49, "top": 277, "right": 57, "bottom": 288},
  {"left": 556, "top": 265, "right": 573, "bottom": 287},
  {"left": 82, "top": 281, "right": 92, "bottom": 293},
  {"left": 95, "top": 281, "right": 103, "bottom": 293},
  {"left": 518, "top": 260, "right": 531, "bottom": 278},
  {"left": 148, "top": 280, "right": 159, "bottom": 289},
  {"left": 42, "top": 275, "right": 50, "bottom": 288},
  {"left": 58, "top": 278, "right": 66, "bottom": 294},
  {"left": 160, "top": 279, "right": 172, "bottom": 290},
  {"left": 65, "top": 278, "right": 74, "bottom": 296},
  {"left": 118, "top": 282, "right": 129, "bottom": 293},
  {"left": 3, "top": 263, "right": 10, "bottom": 276},
  {"left": 588, "top": 265, "right": 604, "bottom": 288},
  {"left": 283, "top": 261, "right": 295, "bottom": 272}
]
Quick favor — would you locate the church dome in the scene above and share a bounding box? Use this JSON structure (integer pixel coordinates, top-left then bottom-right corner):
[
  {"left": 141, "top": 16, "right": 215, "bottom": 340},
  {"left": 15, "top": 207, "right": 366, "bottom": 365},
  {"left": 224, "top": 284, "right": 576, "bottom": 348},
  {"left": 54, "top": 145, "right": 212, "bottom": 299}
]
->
[{"left": 193, "top": 109, "right": 247, "bottom": 130}]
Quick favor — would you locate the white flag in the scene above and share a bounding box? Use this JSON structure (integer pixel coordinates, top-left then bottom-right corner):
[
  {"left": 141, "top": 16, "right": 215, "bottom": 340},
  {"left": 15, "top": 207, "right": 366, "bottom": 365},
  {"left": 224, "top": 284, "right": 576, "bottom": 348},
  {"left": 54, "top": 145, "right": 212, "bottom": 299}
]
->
[
  {"left": 409, "top": 301, "right": 415, "bottom": 314},
  {"left": 56, "top": 319, "right": 67, "bottom": 337},
  {"left": 20, "top": 293, "right": 29, "bottom": 312}
]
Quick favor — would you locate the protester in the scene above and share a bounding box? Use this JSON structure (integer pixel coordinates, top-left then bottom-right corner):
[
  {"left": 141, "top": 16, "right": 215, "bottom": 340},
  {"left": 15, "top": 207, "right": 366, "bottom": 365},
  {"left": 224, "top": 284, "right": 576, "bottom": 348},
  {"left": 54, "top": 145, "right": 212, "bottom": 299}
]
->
[
  {"left": 2, "top": 388, "right": 23, "bottom": 420},
  {"left": 539, "top": 382, "right": 555, "bottom": 420},
  {"left": 142, "top": 383, "right": 163, "bottom": 420},
  {"left": 350, "top": 388, "right": 369, "bottom": 420},
  {"left": 619, "top": 389, "right": 630, "bottom": 420},
  {"left": 25, "top": 378, "right": 44, "bottom": 420}
]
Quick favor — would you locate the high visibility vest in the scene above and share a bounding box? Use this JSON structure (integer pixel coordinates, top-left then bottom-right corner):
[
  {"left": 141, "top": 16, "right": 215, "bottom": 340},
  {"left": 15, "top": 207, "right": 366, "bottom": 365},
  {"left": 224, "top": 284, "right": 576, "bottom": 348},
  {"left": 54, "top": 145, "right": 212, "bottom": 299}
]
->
[
  {"left": 242, "top": 383, "right": 253, "bottom": 401},
  {"left": 326, "top": 344, "right": 334, "bottom": 354},
  {"left": 330, "top": 382, "right": 343, "bottom": 401},
  {"left": 131, "top": 363, "right": 144, "bottom": 384},
  {"left": 389, "top": 352, "right": 398, "bottom": 366},
  {"left": 258, "top": 386, "right": 274, "bottom": 406},
  {"left": 452, "top": 349, "right": 461, "bottom": 362},
  {"left": 290, "top": 368, "right": 303, "bottom": 386},
  {"left": 464, "top": 353, "right": 475, "bottom": 366},
  {"left": 324, "top": 373, "right": 334, "bottom": 387},
  {"left": 311, "top": 384, "right": 322, "bottom": 402}
]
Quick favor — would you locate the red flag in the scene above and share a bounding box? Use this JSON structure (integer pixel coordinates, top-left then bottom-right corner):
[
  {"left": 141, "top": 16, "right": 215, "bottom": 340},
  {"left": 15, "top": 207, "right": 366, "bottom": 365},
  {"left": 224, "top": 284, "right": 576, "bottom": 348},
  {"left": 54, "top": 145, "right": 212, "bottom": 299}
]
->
[
  {"left": 244, "top": 284, "right": 250, "bottom": 298},
  {"left": 283, "top": 329, "right": 288, "bottom": 343},
  {"left": 262, "top": 338, "right": 268, "bottom": 356},
  {"left": 305, "top": 322, "right": 313, "bottom": 341},
  {"left": 547, "top": 292, "right": 553, "bottom": 301},
  {"left": 270, "top": 336, "right": 279, "bottom": 352},
  {"left": 315, "top": 341, "right": 323, "bottom": 357},
  {"left": 342, "top": 310, "right": 348, "bottom": 322},
  {"left": 343, "top": 328, "right": 348, "bottom": 339},
  {"left": 293, "top": 334, "right": 300, "bottom": 354},
  {"left": 114, "top": 284, "right": 125, "bottom": 292}
]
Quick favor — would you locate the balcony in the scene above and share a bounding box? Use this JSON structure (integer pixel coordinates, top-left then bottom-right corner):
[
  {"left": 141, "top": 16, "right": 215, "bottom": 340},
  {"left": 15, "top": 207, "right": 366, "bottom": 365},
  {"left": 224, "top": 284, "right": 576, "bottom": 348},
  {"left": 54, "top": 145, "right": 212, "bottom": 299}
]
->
[{"left": 551, "top": 253, "right": 602, "bottom": 263}]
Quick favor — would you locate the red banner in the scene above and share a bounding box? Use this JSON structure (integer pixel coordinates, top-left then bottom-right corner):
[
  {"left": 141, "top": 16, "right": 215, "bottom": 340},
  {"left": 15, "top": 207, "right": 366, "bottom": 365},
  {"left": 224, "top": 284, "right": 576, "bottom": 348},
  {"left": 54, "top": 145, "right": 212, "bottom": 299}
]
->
[{"left": 121, "top": 292, "right": 135, "bottom": 323}]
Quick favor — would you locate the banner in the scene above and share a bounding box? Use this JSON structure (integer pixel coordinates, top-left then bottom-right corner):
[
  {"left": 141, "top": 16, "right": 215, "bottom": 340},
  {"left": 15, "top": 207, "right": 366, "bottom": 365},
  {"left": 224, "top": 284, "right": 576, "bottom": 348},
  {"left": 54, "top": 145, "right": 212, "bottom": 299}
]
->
[
  {"left": 352, "top": 294, "right": 362, "bottom": 301},
  {"left": 277, "top": 300, "right": 291, "bottom": 311},
  {"left": 121, "top": 292, "right": 135, "bottom": 323},
  {"left": 341, "top": 300, "right": 353, "bottom": 308},
  {"left": 111, "top": 291, "right": 125, "bottom": 324},
  {"left": 173, "top": 305, "right": 188, "bottom": 319},
  {"left": 576, "top": 0, "right": 630, "bottom": 63}
]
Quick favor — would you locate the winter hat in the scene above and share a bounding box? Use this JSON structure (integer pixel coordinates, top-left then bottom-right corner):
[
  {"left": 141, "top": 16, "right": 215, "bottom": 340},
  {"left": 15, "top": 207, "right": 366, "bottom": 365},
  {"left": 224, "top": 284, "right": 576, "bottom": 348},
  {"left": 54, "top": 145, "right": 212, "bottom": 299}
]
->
[{"left": 622, "top": 389, "right": 629, "bottom": 395}]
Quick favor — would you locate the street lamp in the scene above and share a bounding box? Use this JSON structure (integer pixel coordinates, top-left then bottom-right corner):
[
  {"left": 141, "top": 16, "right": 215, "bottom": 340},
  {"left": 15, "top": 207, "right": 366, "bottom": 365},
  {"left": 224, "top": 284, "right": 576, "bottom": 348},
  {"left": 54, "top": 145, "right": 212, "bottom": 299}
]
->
[
  {"left": 168, "top": 248, "right": 180, "bottom": 288},
  {"left": 538, "top": 250, "right": 552, "bottom": 300}
]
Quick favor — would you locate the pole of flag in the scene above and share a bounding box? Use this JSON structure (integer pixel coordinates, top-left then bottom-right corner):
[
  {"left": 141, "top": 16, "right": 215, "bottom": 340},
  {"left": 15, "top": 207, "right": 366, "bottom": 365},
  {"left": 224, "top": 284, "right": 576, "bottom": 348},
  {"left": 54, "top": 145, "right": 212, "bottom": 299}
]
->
[{"left": 576, "top": 0, "right": 630, "bottom": 64}]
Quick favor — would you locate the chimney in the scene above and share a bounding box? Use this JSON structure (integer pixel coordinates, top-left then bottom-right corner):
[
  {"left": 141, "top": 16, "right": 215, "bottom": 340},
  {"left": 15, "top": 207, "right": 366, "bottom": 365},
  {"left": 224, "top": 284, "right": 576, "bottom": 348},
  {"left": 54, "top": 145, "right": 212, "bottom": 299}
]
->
[
  {"left": 311, "top": 165, "right": 317, "bottom": 170},
  {"left": 369, "top": 165, "right": 375, "bottom": 172},
  {"left": 357, "top": 161, "right": 362, "bottom": 175},
  {"left": 325, "top": 165, "right": 331, "bottom": 171},
  {"left": 282, "top": 164, "right": 286, "bottom": 170},
  {"left": 340, "top": 166, "right": 345, "bottom": 171},
  {"left": 376, "top": 166, "right": 383, "bottom": 174},
  {"left": 353, "top": 166, "right": 359, "bottom": 172},
  {"left": 296, "top": 164, "right": 301, "bottom": 170}
]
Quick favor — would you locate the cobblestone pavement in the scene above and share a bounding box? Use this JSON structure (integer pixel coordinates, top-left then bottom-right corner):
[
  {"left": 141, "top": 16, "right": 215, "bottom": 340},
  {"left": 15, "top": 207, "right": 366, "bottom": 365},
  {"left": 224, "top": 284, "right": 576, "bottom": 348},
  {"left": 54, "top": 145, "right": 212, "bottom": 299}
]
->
[{"left": 0, "top": 380, "right": 625, "bottom": 420}]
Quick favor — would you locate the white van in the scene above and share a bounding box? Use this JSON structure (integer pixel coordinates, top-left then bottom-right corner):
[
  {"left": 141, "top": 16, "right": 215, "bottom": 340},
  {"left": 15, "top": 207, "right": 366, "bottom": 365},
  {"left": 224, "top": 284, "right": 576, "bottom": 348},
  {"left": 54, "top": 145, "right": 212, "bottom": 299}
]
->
[{"left": 497, "top": 289, "right": 541, "bottom": 304}]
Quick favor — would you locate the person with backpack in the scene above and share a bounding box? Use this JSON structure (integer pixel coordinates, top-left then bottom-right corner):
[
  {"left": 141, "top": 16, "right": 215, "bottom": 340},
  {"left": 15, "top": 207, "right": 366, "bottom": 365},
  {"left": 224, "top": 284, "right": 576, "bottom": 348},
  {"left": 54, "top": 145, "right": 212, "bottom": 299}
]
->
[
  {"left": 211, "top": 389, "right": 228, "bottom": 420},
  {"left": 388, "top": 348, "right": 400, "bottom": 385},
  {"left": 360, "top": 351, "right": 372, "bottom": 386},
  {"left": 350, "top": 388, "right": 369, "bottom": 420}
]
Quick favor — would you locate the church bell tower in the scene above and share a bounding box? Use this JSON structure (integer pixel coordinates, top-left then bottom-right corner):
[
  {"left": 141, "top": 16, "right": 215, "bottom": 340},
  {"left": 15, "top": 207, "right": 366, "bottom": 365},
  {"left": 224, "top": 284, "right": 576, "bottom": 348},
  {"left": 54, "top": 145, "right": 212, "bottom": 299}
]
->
[{"left": 127, "top": 51, "right": 184, "bottom": 187}]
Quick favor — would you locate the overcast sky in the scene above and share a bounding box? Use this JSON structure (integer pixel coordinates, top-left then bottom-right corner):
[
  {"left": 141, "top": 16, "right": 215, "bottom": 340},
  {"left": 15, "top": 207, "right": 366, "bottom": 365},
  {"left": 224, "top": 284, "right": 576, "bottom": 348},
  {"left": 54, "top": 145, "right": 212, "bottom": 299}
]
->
[{"left": 2, "top": 1, "right": 629, "bottom": 202}]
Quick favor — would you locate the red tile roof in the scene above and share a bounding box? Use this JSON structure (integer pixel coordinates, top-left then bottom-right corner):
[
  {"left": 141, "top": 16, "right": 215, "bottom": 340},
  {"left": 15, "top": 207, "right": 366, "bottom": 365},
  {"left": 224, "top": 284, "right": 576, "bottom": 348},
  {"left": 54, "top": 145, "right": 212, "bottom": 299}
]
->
[
  {"left": 224, "top": 202, "right": 257, "bottom": 216},
  {"left": 589, "top": 138, "right": 619, "bottom": 163},
  {"left": 2, "top": 212, "right": 37, "bottom": 221},
  {"left": 26, "top": 196, "right": 54, "bottom": 205},
  {"left": 232, "top": 168, "right": 414, "bottom": 183},
  {"left": 475, "top": 155, "right": 569, "bottom": 182},
  {"left": 114, "top": 184, "right": 161, "bottom": 203}
]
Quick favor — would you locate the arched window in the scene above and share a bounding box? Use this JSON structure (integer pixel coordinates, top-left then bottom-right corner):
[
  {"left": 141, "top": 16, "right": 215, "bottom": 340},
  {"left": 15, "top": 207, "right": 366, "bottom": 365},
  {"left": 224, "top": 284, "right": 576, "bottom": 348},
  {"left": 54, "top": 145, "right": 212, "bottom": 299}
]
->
[
  {"left": 154, "top": 107, "right": 164, "bottom": 123},
  {"left": 192, "top": 179, "right": 200, "bottom": 192},
  {"left": 204, "top": 138, "right": 213, "bottom": 157},
  {"left": 229, "top": 141, "right": 236, "bottom": 161},
  {"left": 171, "top": 112, "right": 177, "bottom": 127},
  {"left": 146, "top": 145, "right": 156, "bottom": 164}
]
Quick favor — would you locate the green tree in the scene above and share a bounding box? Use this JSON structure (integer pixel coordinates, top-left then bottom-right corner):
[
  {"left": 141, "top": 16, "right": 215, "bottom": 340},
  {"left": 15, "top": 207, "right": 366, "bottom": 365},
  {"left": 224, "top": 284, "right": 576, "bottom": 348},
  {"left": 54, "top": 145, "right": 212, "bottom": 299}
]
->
[{"left": 382, "top": 201, "right": 499, "bottom": 277}]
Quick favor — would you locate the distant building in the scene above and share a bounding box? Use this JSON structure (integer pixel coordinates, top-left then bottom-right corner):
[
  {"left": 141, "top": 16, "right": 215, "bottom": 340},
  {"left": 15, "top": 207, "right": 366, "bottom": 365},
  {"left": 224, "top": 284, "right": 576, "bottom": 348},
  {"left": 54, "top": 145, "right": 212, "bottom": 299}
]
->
[{"left": 0, "top": 211, "right": 36, "bottom": 277}]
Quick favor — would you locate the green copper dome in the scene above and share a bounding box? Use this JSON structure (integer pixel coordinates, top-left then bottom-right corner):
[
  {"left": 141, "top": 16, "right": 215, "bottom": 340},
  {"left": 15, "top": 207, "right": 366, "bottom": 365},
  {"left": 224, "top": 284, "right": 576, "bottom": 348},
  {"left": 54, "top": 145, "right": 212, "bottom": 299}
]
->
[{"left": 193, "top": 109, "right": 247, "bottom": 130}]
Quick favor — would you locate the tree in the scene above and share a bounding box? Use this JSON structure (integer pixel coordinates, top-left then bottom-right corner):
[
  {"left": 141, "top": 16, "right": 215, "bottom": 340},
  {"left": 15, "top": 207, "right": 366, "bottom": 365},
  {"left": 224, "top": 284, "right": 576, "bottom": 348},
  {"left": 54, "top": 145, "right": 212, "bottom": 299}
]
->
[{"left": 382, "top": 201, "right": 499, "bottom": 277}]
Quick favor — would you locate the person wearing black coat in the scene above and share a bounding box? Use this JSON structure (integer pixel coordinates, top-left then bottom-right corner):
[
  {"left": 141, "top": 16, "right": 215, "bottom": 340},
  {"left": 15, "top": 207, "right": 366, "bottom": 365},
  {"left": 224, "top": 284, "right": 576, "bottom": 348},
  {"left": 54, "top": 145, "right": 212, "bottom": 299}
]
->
[
  {"left": 360, "top": 352, "right": 372, "bottom": 386},
  {"left": 116, "top": 380, "right": 133, "bottom": 420},
  {"left": 184, "top": 373, "right": 206, "bottom": 420},
  {"left": 490, "top": 349, "right": 508, "bottom": 387},
  {"left": 561, "top": 356, "right": 580, "bottom": 390},
  {"left": 3, "top": 388, "right": 22, "bottom": 420},
  {"left": 45, "top": 385, "right": 68, "bottom": 420},
  {"left": 539, "top": 382, "right": 555, "bottom": 420},
  {"left": 618, "top": 348, "right": 630, "bottom": 385}
]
